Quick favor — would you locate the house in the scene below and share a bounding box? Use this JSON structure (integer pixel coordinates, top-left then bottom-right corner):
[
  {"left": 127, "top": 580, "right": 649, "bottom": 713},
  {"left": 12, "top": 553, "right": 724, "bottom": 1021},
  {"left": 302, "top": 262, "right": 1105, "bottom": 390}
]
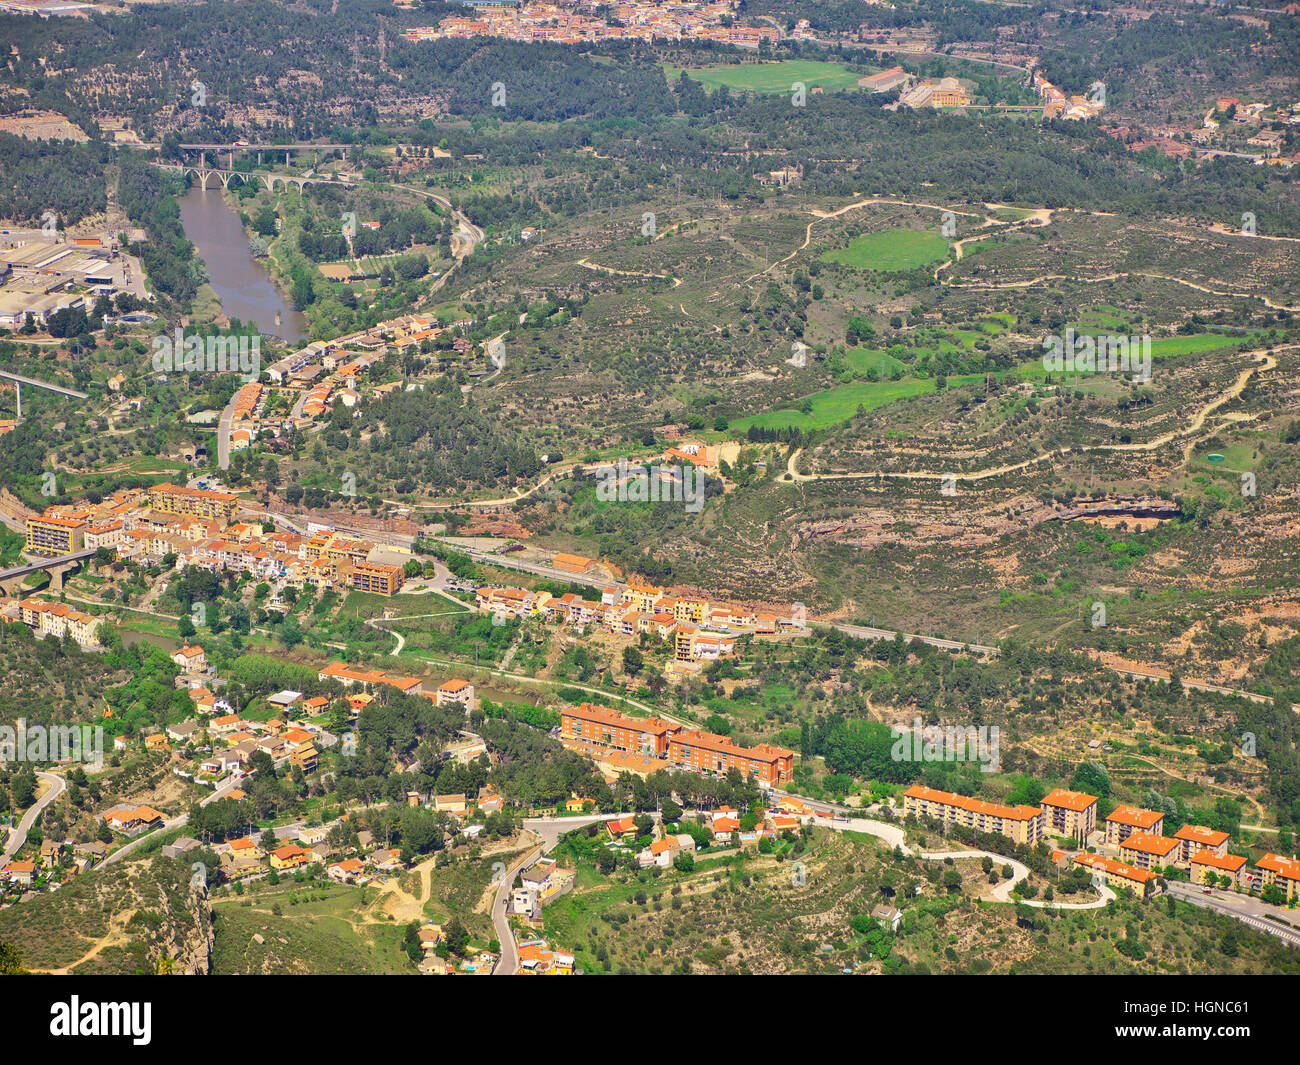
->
[
  {"left": 872, "top": 904, "right": 903, "bottom": 932},
  {"left": 39, "top": 839, "right": 63, "bottom": 866},
  {"left": 227, "top": 837, "right": 260, "bottom": 859},
  {"left": 1, "top": 861, "right": 36, "bottom": 887},
  {"left": 269, "top": 843, "right": 312, "bottom": 870},
  {"left": 104, "top": 805, "right": 165, "bottom": 835},
  {"left": 606, "top": 815, "right": 638, "bottom": 839},
  {"left": 171, "top": 644, "right": 207, "bottom": 671},
  {"left": 210, "top": 714, "right": 243, "bottom": 736},
  {"left": 516, "top": 940, "right": 574, "bottom": 975},
  {"left": 329, "top": 858, "right": 365, "bottom": 883},
  {"left": 162, "top": 837, "right": 201, "bottom": 860},
  {"left": 511, "top": 886, "right": 539, "bottom": 917},
  {"left": 297, "top": 825, "right": 330, "bottom": 847},
  {"left": 520, "top": 857, "right": 571, "bottom": 898},
  {"left": 166, "top": 720, "right": 202, "bottom": 744},
  {"left": 434, "top": 793, "right": 468, "bottom": 817},
  {"left": 371, "top": 848, "right": 404, "bottom": 873},
  {"left": 291, "top": 745, "right": 320, "bottom": 773}
]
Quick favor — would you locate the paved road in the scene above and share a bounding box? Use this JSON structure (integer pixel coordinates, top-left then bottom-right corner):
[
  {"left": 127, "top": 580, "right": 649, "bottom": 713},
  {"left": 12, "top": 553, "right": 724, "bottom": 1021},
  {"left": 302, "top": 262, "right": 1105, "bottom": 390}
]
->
[
  {"left": 491, "top": 813, "right": 621, "bottom": 975},
  {"left": 489, "top": 844, "right": 541, "bottom": 975},
  {"left": 1, "top": 772, "right": 65, "bottom": 864},
  {"left": 1167, "top": 880, "right": 1300, "bottom": 948}
]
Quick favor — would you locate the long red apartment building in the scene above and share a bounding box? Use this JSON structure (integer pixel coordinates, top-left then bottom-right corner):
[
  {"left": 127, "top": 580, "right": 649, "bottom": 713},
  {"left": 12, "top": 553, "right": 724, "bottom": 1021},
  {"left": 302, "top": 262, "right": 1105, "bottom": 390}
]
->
[{"left": 559, "top": 704, "right": 795, "bottom": 785}]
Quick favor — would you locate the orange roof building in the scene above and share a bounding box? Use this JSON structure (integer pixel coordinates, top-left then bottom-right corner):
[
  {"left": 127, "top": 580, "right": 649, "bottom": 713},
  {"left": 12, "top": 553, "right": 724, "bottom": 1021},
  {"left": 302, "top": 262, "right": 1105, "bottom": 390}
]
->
[
  {"left": 1173, "top": 824, "right": 1230, "bottom": 862},
  {"left": 903, "top": 785, "right": 1044, "bottom": 846},
  {"left": 1103, "top": 805, "right": 1165, "bottom": 845},
  {"left": 1070, "top": 852, "right": 1159, "bottom": 897},
  {"left": 560, "top": 703, "right": 681, "bottom": 758},
  {"left": 1041, "top": 788, "right": 1098, "bottom": 844},
  {"left": 1118, "top": 832, "right": 1182, "bottom": 870}
]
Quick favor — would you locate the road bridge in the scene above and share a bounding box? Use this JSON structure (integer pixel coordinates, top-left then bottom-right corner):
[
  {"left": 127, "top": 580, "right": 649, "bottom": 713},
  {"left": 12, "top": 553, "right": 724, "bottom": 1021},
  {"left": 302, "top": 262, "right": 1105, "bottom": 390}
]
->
[
  {"left": 0, "top": 370, "right": 88, "bottom": 421},
  {"left": 0, "top": 548, "right": 96, "bottom": 597}
]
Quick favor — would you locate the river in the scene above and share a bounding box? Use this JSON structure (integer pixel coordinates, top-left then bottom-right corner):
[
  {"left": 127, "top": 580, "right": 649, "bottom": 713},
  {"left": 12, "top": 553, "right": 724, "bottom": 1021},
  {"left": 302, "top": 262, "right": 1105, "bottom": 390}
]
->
[{"left": 177, "top": 186, "right": 308, "bottom": 344}]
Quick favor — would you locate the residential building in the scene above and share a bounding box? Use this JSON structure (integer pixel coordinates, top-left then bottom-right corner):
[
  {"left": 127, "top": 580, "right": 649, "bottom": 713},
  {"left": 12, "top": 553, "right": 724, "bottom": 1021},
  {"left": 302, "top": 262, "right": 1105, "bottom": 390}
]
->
[
  {"left": 902, "top": 784, "right": 1044, "bottom": 846},
  {"left": 560, "top": 703, "right": 681, "bottom": 757},
  {"left": 1173, "top": 824, "right": 1230, "bottom": 864},
  {"left": 351, "top": 560, "right": 404, "bottom": 596},
  {"left": 1190, "top": 851, "right": 1248, "bottom": 889},
  {"left": 1256, "top": 853, "right": 1300, "bottom": 901},
  {"left": 269, "top": 843, "right": 312, "bottom": 870},
  {"left": 25, "top": 514, "right": 86, "bottom": 556},
  {"left": 1103, "top": 805, "right": 1165, "bottom": 845},
  {"left": 103, "top": 805, "right": 165, "bottom": 835},
  {"left": 17, "top": 598, "right": 104, "bottom": 649},
  {"left": 1070, "top": 852, "right": 1159, "bottom": 898},
  {"left": 1041, "top": 789, "right": 1098, "bottom": 844},
  {"left": 435, "top": 679, "right": 476, "bottom": 712},
  {"left": 1119, "top": 832, "right": 1182, "bottom": 871},
  {"left": 148, "top": 482, "right": 238, "bottom": 520},
  {"left": 171, "top": 643, "right": 207, "bottom": 672},
  {"left": 666, "top": 728, "right": 794, "bottom": 786}
]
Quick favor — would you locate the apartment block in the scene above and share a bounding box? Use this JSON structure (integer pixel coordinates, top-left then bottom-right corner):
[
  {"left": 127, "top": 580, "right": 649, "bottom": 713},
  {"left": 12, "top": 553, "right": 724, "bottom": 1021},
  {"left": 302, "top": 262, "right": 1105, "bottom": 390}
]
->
[
  {"left": 1118, "top": 832, "right": 1182, "bottom": 871},
  {"left": 666, "top": 728, "right": 794, "bottom": 786},
  {"left": 17, "top": 597, "right": 104, "bottom": 648},
  {"left": 1103, "top": 805, "right": 1164, "bottom": 846},
  {"left": 1172, "top": 824, "right": 1229, "bottom": 864},
  {"left": 1041, "top": 788, "right": 1098, "bottom": 844},
  {"left": 1070, "top": 852, "right": 1159, "bottom": 898},
  {"left": 1190, "top": 851, "right": 1248, "bottom": 890},
  {"left": 351, "top": 560, "right": 404, "bottom": 596},
  {"left": 902, "top": 785, "right": 1044, "bottom": 846},
  {"left": 560, "top": 703, "right": 681, "bottom": 757},
  {"left": 25, "top": 514, "right": 86, "bottom": 556},
  {"left": 149, "top": 482, "right": 238, "bottom": 520},
  {"left": 1256, "top": 853, "right": 1300, "bottom": 902}
]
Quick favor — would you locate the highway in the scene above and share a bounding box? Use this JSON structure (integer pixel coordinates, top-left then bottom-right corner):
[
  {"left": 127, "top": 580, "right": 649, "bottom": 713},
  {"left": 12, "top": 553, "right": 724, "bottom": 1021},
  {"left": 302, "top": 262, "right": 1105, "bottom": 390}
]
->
[{"left": 1166, "top": 880, "right": 1300, "bottom": 949}]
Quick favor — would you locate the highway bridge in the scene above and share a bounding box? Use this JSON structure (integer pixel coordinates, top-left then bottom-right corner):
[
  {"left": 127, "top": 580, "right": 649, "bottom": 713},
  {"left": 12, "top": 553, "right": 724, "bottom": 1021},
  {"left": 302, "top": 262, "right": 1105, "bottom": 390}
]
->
[
  {"left": 0, "top": 548, "right": 96, "bottom": 596},
  {"left": 0, "top": 370, "right": 88, "bottom": 420}
]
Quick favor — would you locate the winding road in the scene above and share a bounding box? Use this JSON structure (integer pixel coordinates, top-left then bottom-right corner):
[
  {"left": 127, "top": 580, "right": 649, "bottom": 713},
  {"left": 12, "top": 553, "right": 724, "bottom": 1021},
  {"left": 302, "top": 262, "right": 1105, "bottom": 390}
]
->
[{"left": 1, "top": 771, "right": 66, "bottom": 865}]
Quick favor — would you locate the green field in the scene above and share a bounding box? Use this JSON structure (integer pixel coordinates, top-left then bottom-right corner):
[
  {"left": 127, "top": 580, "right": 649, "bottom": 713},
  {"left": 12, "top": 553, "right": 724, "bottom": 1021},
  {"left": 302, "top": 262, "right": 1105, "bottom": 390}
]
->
[
  {"left": 821, "top": 229, "right": 951, "bottom": 272},
  {"left": 664, "top": 60, "right": 868, "bottom": 94},
  {"left": 731, "top": 378, "right": 937, "bottom": 432}
]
